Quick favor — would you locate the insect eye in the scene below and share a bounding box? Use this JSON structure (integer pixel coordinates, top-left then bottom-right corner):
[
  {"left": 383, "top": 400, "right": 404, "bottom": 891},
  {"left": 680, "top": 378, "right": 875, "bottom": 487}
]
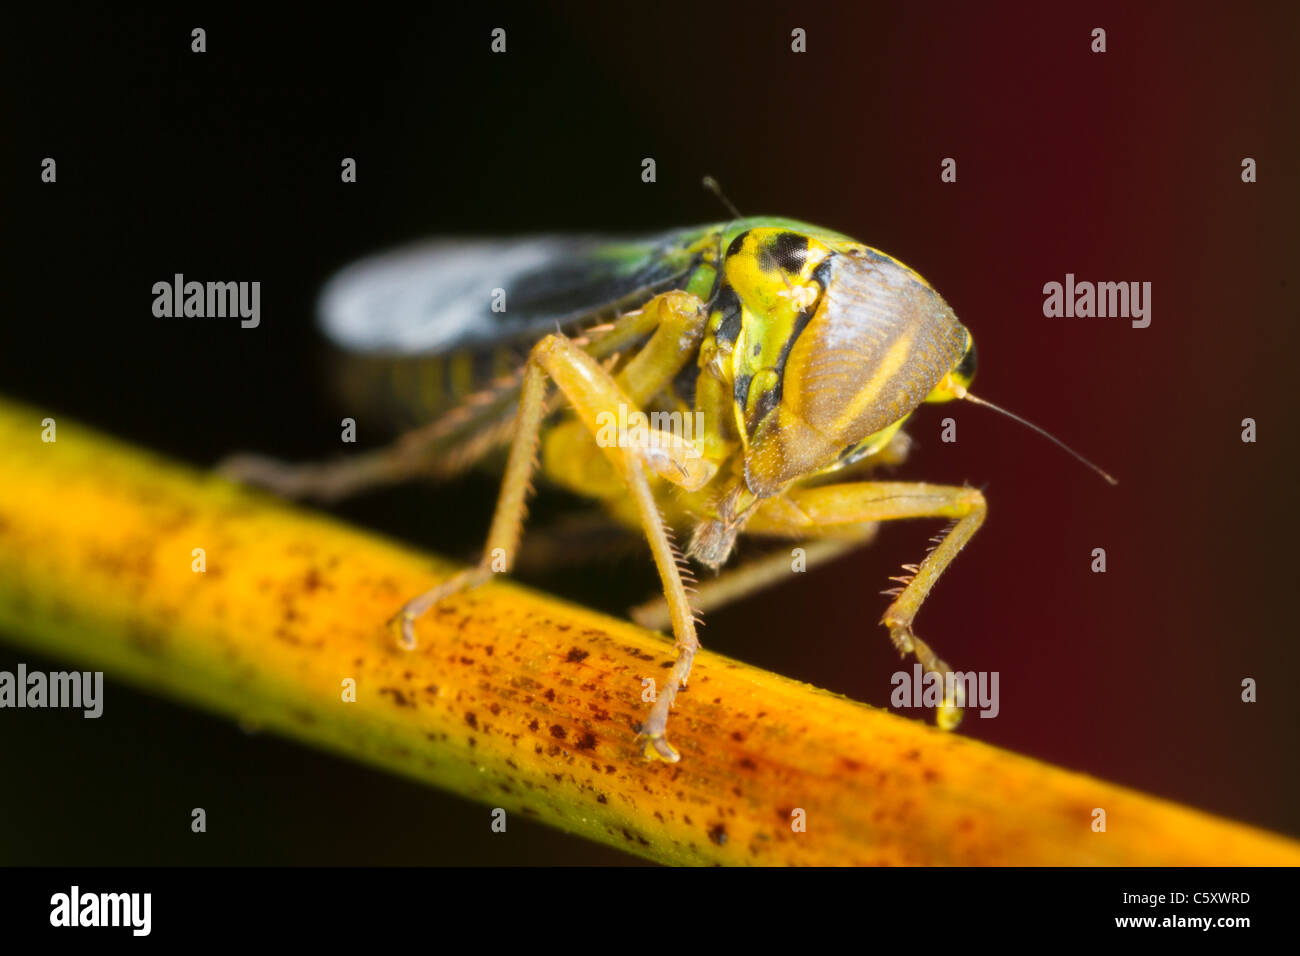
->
[
  {"left": 954, "top": 336, "right": 977, "bottom": 385},
  {"left": 924, "top": 332, "right": 976, "bottom": 403}
]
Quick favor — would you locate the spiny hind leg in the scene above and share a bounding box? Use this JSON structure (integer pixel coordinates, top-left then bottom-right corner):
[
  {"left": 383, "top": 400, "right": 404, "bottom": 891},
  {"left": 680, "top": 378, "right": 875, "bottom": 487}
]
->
[{"left": 747, "top": 481, "right": 987, "bottom": 730}]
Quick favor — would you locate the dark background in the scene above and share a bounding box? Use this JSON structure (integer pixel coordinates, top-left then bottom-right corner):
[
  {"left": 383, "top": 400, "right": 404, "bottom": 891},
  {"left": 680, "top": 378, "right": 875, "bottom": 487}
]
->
[{"left": 2, "top": 2, "right": 1297, "bottom": 864}]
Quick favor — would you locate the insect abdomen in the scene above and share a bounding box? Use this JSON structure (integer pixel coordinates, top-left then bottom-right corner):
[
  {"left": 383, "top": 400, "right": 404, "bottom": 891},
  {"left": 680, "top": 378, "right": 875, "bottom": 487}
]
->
[{"left": 329, "top": 346, "right": 522, "bottom": 433}]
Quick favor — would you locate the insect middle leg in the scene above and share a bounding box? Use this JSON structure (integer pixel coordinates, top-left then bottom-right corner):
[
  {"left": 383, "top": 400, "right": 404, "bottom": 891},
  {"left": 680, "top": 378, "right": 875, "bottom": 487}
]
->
[
  {"left": 393, "top": 292, "right": 715, "bottom": 762},
  {"left": 746, "top": 481, "right": 987, "bottom": 730}
]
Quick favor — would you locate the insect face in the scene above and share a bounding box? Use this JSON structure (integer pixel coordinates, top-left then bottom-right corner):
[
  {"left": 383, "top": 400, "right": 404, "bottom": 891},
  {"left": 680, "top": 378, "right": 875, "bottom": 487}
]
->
[{"left": 733, "top": 237, "right": 971, "bottom": 498}]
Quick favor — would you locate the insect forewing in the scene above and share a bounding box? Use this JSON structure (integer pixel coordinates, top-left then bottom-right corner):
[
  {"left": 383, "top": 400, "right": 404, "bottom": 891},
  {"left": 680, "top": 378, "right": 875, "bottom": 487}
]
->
[{"left": 318, "top": 230, "right": 711, "bottom": 356}]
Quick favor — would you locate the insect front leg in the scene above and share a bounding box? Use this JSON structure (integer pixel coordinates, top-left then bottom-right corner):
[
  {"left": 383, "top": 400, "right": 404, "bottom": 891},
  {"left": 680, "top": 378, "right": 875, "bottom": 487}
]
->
[
  {"left": 746, "top": 481, "right": 987, "bottom": 730},
  {"left": 629, "top": 431, "right": 917, "bottom": 629},
  {"left": 394, "top": 292, "right": 717, "bottom": 763}
]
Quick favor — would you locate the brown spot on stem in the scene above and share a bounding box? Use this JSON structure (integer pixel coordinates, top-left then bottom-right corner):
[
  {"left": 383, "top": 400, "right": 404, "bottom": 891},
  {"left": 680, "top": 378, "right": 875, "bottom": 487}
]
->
[{"left": 378, "top": 687, "right": 413, "bottom": 708}]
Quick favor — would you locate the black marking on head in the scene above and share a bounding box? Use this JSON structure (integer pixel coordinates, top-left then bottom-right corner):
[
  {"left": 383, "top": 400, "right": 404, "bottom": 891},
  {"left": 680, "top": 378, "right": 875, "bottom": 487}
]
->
[
  {"left": 702, "top": 231, "right": 727, "bottom": 304},
  {"left": 704, "top": 263, "right": 723, "bottom": 304},
  {"left": 726, "top": 230, "right": 750, "bottom": 259},
  {"left": 766, "top": 289, "right": 821, "bottom": 397},
  {"left": 743, "top": 255, "right": 832, "bottom": 439},
  {"left": 954, "top": 337, "right": 977, "bottom": 382},
  {"left": 767, "top": 232, "right": 810, "bottom": 273},
  {"left": 713, "top": 283, "right": 742, "bottom": 344},
  {"left": 810, "top": 255, "right": 834, "bottom": 292},
  {"left": 733, "top": 371, "right": 753, "bottom": 410},
  {"left": 747, "top": 385, "right": 779, "bottom": 431}
]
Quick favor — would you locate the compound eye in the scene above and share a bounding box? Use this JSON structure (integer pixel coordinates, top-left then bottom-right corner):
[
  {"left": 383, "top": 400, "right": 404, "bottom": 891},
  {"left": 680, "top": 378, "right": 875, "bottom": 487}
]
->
[
  {"left": 953, "top": 336, "right": 977, "bottom": 388},
  {"left": 923, "top": 331, "right": 976, "bottom": 404}
]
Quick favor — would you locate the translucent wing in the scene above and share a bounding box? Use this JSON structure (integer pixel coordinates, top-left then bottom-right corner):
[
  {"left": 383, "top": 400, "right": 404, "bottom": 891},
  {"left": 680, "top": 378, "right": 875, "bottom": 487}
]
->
[{"left": 318, "top": 229, "right": 711, "bottom": 356}]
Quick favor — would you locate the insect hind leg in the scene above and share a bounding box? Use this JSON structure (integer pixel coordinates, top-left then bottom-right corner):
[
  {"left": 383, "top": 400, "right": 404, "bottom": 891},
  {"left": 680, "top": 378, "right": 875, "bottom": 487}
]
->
[
  {"left": 218, "top": 444, "right": 432, "bottom": 503},
  {"left": 747, "top": 481, "right": 987, "bottom": 730},
  {"left": 216, "top": 368, "right": 526, "bottom": 502}
]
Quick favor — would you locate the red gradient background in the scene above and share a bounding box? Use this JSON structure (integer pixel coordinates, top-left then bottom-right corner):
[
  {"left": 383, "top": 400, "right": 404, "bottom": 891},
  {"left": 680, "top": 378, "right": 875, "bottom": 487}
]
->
[
  {"left": 566, "top": 2, "right": 1300, "bottom": 836},
  {"left": 3, "top": 2, "right": 1296, "bottom": 862}
]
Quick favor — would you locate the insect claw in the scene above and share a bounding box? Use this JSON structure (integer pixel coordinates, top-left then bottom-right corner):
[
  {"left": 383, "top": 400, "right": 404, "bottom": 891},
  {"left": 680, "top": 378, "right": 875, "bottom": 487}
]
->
[
  {"left": 388, "top": 612, "right": 418, "bottom": 651},
  {"left": 937, "top": 699, "right": 964, "bottom": 731},
  {"left": 639, "top": 731, "right": 681, "bottom": 763}
]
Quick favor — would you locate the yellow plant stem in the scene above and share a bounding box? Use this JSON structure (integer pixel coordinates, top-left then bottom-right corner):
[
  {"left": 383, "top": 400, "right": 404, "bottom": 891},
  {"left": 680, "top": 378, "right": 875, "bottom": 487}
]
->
[{"left": 0, "top": 398, "right": 1296, "bottom": 865}]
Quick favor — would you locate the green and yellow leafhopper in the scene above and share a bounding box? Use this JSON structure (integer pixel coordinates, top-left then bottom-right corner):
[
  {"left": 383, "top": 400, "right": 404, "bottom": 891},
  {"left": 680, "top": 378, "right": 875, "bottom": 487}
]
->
[{"left": 225, "top": 198, "right": 1113, "bottom": 762}]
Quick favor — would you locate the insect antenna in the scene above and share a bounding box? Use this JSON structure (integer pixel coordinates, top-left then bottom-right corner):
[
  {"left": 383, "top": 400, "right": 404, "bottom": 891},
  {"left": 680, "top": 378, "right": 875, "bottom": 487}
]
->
[
  {"left": 702, "top": 176, "right": 743, "bottom": 220},
  {"left": 960, "top": 391, "right": 1118, "bottom": 485},
  {"left": 701, "top": 176, "right": 796, "bottom": 294},
  {"left": 701, "top": 176, "right": 742, "bottom": 280}
]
